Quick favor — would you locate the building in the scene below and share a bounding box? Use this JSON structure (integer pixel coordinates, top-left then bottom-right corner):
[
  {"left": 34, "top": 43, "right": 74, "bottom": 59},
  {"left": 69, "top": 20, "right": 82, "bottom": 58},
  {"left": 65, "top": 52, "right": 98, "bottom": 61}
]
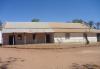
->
[{"left": 2, "top": 22, "right": 100, "bottom": 45}]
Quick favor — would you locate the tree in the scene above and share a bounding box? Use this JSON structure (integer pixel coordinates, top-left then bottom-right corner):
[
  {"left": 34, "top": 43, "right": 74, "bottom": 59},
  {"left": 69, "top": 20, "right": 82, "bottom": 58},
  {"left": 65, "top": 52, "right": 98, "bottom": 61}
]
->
[
  {"left": 0, "top": 21, "right": 2, "bottom": 30},
  {"left": 72, "top": 19, "right": 84, "bottom": 23},
  {"left": 31, "top": 18, "right": 40, "bottom": 22},
  {"left": 88, "top": 21, "right": 94, "bottom": 28},
  {"left": 83, "top": 33, "right": 89, "bottom": 44},
  {"left": 96, "top": 22, "right": 100, "bottom": 29},
  {"left": 72, "top": 19, "right": 89, "bottom": 26},
  {"left": 72, "top": 19, "right": 95, "bottom": 28},
  {"left": 0, "top": 21, "right": 2, "bottom": 26}
]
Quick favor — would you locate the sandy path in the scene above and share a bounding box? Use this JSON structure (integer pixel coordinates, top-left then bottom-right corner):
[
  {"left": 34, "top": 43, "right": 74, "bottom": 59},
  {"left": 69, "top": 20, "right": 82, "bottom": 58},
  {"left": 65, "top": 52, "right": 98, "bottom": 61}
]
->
[{"left": 0, "top": 47, "right": 100, "bottom": 69}]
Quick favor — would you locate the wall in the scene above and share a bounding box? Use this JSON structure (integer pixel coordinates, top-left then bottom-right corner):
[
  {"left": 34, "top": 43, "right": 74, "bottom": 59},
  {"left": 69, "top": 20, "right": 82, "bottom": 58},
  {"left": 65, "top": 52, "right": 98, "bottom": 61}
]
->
[
  {"left": 3, "top": 33, "right": 25, "bottom": 45},
  {"left": 3, "top": 33, "right": 49, "bottom": 45},
  {"left": 0, "top": 31, "right": 2, "bottom": 44},
  {"left": 87, "top": 33, "right": 97, "bottom": 43},
  {"left": 2, "top": 33, "right": 9, "bottom": 45},
  {"left": 3, "top": 33, "right": 97, "bottom": 45},
  {"left": 54, "top": 33, "right": 97, "bottom": 44},
  {"left": 54, "top": 33, "right": 85, "bottom": 44},
  {"left": 35, "top": 33, "right": 46, "bottom": 43},
  {"left": 3, "top": 33, "right": 30, "bottom": 45}
]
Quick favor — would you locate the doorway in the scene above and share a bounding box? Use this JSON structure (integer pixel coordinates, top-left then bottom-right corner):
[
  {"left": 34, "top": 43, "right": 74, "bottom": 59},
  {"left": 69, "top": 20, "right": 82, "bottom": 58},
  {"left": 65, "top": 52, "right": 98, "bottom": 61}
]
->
[
  {"left": 46, "top": 34, "right": 51, "bottom": 43},
  {"left": 35, "top": 33, "right": 46, "bottom": 43},
  {"left": 97, "top": 33, "right": 100, "bottom": 42},
  {"left": 9, "top": 35, "right": 15, "bottom": 45}
]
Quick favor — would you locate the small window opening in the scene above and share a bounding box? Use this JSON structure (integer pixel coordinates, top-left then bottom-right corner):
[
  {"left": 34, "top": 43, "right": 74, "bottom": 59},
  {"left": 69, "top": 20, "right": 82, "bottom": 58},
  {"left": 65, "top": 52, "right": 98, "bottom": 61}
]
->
[{"left": 17, "top": 34, "right": 22, "bottom": 40}]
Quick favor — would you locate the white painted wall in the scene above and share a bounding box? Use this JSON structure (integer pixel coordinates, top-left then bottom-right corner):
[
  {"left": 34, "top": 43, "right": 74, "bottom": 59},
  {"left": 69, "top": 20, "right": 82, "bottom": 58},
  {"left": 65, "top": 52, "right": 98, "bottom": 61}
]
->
[
  {"left": 54, "top": 33, "right": 97, "bottom": 44},
  {"left": 54, "top": 33, "right": 85, "bottom": 43},
  {"left": 0, "top": 31, "right": 2, "bottom": 44},
  {"left": 87, "top": 33, "right": 97, "bottom": 43}
]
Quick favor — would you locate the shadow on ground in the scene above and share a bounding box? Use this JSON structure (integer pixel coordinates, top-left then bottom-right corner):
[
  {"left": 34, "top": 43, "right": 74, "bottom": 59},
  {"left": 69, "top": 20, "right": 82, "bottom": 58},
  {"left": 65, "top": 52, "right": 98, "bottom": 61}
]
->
[
  {"left": 0, "top": 57, "right": 25, "bottom": 69},
  {"left": 70, "top": 63, "right": 100, "bottom": 69}
]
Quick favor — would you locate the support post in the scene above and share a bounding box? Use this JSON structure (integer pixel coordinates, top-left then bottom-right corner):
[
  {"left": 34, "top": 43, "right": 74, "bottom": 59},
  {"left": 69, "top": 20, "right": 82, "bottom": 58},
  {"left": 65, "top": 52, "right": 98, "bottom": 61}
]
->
[
  {"left": 45, "top": 33, "right": 46, "bottom": 43},
  {"left": 13, "top": 33, "right": 15, "bottom": 45},
  {"left": 24, "top": 33, "right": 26, "bottom": 44}
]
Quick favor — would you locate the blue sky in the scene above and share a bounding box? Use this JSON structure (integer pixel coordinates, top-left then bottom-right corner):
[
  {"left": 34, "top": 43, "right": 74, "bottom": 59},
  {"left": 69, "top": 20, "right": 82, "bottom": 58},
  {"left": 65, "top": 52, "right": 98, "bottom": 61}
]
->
[{"left": 0, "top": 0, "right": 100, "bottom": 22}]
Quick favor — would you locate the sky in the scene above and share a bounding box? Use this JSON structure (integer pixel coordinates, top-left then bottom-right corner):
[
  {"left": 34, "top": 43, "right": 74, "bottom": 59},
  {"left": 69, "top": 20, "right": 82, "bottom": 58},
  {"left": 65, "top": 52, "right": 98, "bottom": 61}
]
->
[{"left": 0, "top": 0, "right": 100, "bottom": 22}]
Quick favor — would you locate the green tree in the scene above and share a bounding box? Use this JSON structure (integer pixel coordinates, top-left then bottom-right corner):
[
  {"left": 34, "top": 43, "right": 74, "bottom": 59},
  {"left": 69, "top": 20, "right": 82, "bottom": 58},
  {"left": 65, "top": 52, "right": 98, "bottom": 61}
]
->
[
  {"left": 72, "top": 19, "right": 84, "bottom": 23},
  {"left": 0, "top": 21, "right": 2, "bottom": 30},
  {"left": 88, "top": 21, "right": 94, "bottom": 28},
  {"left": 72, "top": 19, "right": 89, "bottom": 26},
  {"left": 0, "top": 21, "right": 2, "bottom": 26},
  {"left": 32, "top": 18, "right": 40, "bottom": 22}
]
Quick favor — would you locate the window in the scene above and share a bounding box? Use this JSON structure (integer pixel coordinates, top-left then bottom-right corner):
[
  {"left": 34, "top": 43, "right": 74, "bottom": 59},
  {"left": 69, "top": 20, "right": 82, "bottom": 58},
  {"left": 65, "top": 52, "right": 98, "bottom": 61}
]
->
[
  {"left": 33, "top": 34, "right": 36, "bottom": 40},
  {"left": 17, "top": 34, "right": 22, "bottom": 40},
  {"left": 65, "top": 33, "right": 70, "bottom": 39}
]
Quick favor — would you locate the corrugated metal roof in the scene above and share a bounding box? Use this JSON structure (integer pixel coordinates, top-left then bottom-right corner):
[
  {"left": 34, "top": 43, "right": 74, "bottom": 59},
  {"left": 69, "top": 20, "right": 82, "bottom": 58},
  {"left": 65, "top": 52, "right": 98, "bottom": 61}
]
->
[
  {"left": 2, "top": 28, "right": 54, "bottom": 33},
  {"left": 49, "top": 22, "right": 89, "bottom": 29},
  {"left": 4, "top": 22, "right": 51, "bottom": 28},
  {"left": 2, "top": 22, "right": 100, "bottom": 33},
  {"left": 53, "top": 28, "right": 100, "bottom": 33}
]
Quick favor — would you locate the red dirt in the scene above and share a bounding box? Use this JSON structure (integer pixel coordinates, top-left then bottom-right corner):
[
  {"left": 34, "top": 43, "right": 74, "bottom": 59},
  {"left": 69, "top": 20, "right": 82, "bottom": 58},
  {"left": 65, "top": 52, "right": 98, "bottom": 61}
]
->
[{"left": 0, "top": 46, "right": 100, "bottom": 69}]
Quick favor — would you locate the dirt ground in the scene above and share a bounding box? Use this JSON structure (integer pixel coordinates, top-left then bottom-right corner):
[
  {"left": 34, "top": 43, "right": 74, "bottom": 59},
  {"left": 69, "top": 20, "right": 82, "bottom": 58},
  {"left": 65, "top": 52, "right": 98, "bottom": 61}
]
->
[{"left": 0, "top": 46, "right": 100, "bottom": 69}]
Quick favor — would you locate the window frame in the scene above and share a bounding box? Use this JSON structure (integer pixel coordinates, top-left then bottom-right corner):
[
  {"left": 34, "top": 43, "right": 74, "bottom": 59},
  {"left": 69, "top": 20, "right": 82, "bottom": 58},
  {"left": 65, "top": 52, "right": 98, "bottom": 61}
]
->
[{"left": 17, "top": 34, "right": 22, "bottom": 40}]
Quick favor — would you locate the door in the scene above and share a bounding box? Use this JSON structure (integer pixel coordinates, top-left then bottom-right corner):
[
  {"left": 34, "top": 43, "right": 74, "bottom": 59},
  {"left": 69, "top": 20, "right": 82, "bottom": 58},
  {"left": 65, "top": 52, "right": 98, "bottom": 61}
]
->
[
  {"left": 97, "top": 33, "right": 100, "bottom": 42},
  {"left": 9, "top": 35, "right": 15, "bottom": 45},
  {"left": 35, "top": 33, "right": 45, "bottom": 43},
  {"left": 46, "top": 34, "right": 51, "bottom": 43}
]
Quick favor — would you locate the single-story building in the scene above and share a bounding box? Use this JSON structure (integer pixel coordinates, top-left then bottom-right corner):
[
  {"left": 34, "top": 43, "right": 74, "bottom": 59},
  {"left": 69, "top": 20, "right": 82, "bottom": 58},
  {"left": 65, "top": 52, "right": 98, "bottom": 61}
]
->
[{"left": 2, "top": 22, "right": 100, "bottom": 45}]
